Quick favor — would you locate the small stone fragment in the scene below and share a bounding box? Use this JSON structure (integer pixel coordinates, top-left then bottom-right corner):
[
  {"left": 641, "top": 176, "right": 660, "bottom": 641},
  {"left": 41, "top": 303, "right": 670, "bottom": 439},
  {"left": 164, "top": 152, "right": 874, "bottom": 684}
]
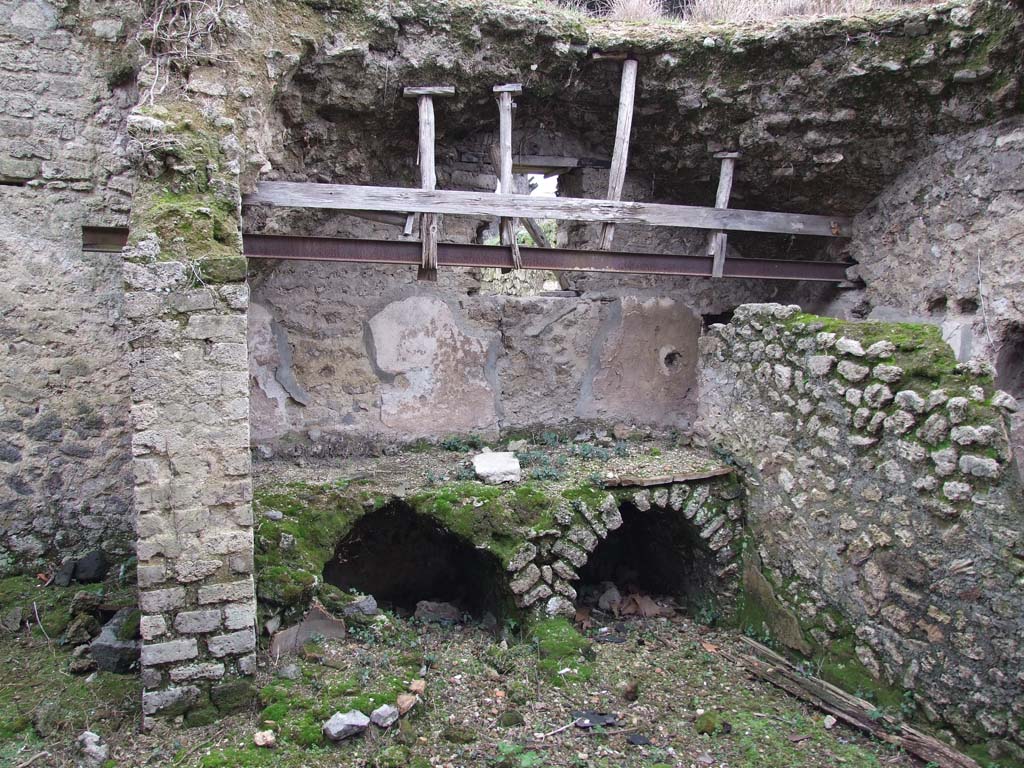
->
[
  {"left": 253, "top": 729, "right": 276, "bottom": 748},
  {"left": 413, "top": 601, "right": 461, "bottom": 624},
  {"left": 323, "top": 710, "right": 370, "bottom": 741},
  {"left": 371, "top": 704, "right": 400, "bottom": 728},
  {"left": 76, "top": 731, "right": 108, "bottom": 767},
  {"left": 396, "top": 693, "right": 417, "bottom": 715},
  {"left": 409, "top": 678, "right": 426, "bottom": 695},
  {"left": 472, "top": 452, "right": 521, "bottom": 484}
]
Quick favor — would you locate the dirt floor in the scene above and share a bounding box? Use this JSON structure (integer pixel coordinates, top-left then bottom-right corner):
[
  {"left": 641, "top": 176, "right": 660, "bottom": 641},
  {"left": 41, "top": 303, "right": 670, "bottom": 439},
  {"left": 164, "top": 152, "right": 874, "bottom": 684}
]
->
[{"left": 0, "top": 585, "right": 924, "bottom": 768}]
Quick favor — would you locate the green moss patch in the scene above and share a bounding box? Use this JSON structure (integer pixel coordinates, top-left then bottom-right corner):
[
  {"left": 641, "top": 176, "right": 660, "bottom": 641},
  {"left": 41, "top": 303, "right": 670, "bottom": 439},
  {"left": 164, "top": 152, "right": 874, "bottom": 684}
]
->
[{"left": 530, "top": 617, "right": 595, "bottom": 686}]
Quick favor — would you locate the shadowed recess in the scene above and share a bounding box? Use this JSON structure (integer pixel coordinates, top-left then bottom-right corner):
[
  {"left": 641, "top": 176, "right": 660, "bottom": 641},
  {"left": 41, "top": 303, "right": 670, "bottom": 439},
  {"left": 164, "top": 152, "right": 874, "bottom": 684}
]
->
[{"left": 322, "top": 501, "right": 513, "bottom": 619}]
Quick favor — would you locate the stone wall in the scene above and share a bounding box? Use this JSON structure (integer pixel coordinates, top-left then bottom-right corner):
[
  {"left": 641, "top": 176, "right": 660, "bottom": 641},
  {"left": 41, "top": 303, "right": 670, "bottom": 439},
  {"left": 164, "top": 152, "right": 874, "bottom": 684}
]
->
[
  {"left": 0, "top": 0, "right": 138, "bottom": 572},
  {"left": 847, "top": 117, "right": 1024, "bottom": 476},
  {"left": 249, "top": 265, "right": 704, "bottom": 453},
  {"left": 125, "top": 105, "right": 258, "bottom": 721},
  {"left": 697, "top": 303, "right": 1023, "bottom": 757}
]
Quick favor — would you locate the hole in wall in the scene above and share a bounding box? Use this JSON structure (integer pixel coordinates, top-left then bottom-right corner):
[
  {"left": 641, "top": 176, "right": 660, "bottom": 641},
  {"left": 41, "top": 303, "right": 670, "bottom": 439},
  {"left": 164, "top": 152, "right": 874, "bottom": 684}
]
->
[
  {"left": 702, "top": 310, "right": 735, "bottom": 327},
  {"left": 662, "top": 349, "right": 683, "bottom": 371},
  {"left": 996, "top": 323, "right": 1024, "bottom": 399},
  {"left": 575, "top": 503, "right": 718, "bottom": 616},
  {"left": 927, "top": 294, "right": 948, "bottom": 314},
  {"left": 957, "top": 297, "right": 979, "bottom": 314},
  {"left": 322, "top": 502, "right": 513, "bottom": 620}
]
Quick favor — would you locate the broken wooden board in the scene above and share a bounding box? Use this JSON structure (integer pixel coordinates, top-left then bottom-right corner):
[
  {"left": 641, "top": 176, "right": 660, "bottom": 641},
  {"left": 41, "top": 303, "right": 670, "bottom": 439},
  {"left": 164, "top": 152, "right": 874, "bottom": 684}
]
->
[
  {"left": 269, "top": 601, "right": 346, "bottom": 658},
  {"left": 599, "top": 58, "right": 638, "bottom": 250},
  {"left": 720, "top": 638, "right": 981, "bottom": 768}
]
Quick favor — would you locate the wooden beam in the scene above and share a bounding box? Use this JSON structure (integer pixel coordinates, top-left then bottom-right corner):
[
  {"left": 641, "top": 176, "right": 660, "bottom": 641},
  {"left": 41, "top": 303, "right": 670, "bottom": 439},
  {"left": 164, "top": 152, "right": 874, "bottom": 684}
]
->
[
  {"left": 709, "top": 152, "right": 739, "bottom": 278},
  {"left": 721, "top": 638, "right": 981, "bottom": 768},
  {"left": 598, "top": 58, "right": 638, "bottom": 251},
  {"left": 405, "top": 86, "right": 453, "bottom": 279},
  {"left": 402, "top": 86, "right": 455, "bottom": 97},
  {"left": 511, "top": 155, "right": 609, "bottom": 176},
  {"left": 494, "top": 85, "right": 522, "bottom": 269},
  {"left": 244, "top": 182, "right": 853, "bottom": 238}
]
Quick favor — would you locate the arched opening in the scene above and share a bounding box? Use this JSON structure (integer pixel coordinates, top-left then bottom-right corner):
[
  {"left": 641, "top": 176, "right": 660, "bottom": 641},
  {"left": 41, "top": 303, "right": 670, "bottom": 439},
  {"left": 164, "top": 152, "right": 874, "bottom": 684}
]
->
[
  {"left": 323, "top": 502, "right": 513, "bottom": 621},
  {"left": 576, "top": 502, "right": 720, "bottom": 617}
]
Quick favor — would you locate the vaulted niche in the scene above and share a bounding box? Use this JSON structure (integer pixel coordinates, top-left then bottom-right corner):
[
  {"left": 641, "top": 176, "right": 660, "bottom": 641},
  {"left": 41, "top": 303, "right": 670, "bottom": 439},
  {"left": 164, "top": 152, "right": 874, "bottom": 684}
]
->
[
  {"left": 577, "top": 501, "right": 720, "bottom": 614},
  {"left": 322, "top": 501, "right": 513, "bottom": 620}
]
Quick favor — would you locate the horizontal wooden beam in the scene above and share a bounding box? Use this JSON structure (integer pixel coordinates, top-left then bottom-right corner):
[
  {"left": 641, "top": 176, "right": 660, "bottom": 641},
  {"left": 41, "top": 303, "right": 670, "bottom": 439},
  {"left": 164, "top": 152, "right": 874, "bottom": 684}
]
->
[
  {"left": 511, "top": 154, "right": 611, "bottom": 175},
  {"left": 244, "top": 182, "right": 852, "bottom": 238},
  {"left": 402, "top": 86, "right": 455, "bottom": 97}
]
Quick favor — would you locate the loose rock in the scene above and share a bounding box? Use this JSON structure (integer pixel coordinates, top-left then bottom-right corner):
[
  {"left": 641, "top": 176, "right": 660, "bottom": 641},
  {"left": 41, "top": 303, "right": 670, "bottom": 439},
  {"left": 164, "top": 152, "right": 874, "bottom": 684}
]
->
[{"left": 323, "top": 710, "right": 370, "bottom": 741}]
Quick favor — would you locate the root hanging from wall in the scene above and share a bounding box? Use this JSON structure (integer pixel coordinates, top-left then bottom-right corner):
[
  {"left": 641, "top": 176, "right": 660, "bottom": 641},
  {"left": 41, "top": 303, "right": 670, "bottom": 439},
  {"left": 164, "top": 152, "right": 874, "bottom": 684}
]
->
[{"left": 322, "top": 501, "right": 513, "bottom": 621}]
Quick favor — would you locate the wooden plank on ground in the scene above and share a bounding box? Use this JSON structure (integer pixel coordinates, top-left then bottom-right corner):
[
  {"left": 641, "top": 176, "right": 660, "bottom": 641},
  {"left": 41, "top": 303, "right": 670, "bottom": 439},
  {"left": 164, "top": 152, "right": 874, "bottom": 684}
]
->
[
  {"left": 244, "top": 182, "right": 853, "bottom": 238},
  {"left": 599, "top": 58, "right": 638, "bottom": 250},
  {"left": 719, "top": 638, "right": 981, "bottom": 768}
]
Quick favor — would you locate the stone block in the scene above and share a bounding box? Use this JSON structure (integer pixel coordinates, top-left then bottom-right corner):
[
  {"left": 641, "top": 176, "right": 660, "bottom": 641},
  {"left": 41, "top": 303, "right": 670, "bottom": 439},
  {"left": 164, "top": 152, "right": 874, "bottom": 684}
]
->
[
  {"left": 142, "top": 686, "right": 200, "bottom": 716},
  {"left": 140, "top": 615, "right": 167, "bottom": 640},
  {"left": 472, "top": 452, "right": 521, "bottom": 484},
  {"left": 170, "top": 662, "right": 225, "bottom": 682},
  {"left": 183, "top": 314, "right": 246, "bottom": 342},
  {"left": 198, "top": 578, "right": 254, "bottom": 605},
  {"left": 223, "top": 602, "right": 255, "bottom": 631},
  {"left": 139, "top": 587, "right": 185, "bottom": 613},
  {"left": 174, "top": 610, "right": 222, "bottom": 634},
  {"left": 208, "top": 628, "right": 256, "bottom": 657},
  {"left": 141, "top": 638, "right": 198, "bottom": 666}
]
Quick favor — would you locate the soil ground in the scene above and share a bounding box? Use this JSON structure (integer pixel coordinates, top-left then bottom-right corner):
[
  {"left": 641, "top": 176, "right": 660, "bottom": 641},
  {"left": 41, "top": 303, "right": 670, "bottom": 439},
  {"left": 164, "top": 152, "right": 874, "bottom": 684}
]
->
[{"left": 0, "top": 591, "right": 923, "bottom": 768}]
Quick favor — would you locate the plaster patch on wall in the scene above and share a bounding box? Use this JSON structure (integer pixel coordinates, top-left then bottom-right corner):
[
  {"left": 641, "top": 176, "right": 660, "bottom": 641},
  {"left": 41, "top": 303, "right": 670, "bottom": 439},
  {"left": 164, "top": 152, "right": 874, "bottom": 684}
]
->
[
  {"left": 368, "top": 295, "right": 498, "bottom": 436},
  {"left": 579, "top": 297, "right": 701, "bottom": 426}
]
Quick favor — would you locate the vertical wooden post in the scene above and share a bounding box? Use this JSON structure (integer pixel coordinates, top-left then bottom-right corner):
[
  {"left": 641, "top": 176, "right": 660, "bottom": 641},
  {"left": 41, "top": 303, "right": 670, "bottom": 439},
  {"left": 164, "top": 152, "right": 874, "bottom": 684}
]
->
[
  {"left": 494, "top": 83, "right": 523, "bottom": 270},
  {"left": 403, "top": 85, "right": 455, "bottom": 281},
  {"left": 598, "top": 58, "right": 638, "bottom": 251},
  {"left": 708, "top": 152, "right": 740, "bottom": 279}
]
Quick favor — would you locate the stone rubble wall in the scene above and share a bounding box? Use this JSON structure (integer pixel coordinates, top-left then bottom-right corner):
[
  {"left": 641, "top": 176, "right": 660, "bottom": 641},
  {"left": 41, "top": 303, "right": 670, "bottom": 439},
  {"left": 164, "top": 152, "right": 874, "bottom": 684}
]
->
[
  {"left": 505, "top": 480, "right": 746, "bottom": 618},
  {"left": 0, "top": 0, "right": 139, "bottom": 572},
  {"left": 846, "top": 117, "right": 1024, "bottom": 478},
  {"left": 697, "top": 303, "right": 1023, "bottom": 753}
]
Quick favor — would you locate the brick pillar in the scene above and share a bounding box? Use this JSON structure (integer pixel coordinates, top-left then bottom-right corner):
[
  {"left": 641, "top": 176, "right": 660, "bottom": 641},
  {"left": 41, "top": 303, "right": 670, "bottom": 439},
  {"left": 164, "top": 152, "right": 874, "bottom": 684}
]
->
[{"left": 124, "top": 105, "right": 256, "bottom": 722}]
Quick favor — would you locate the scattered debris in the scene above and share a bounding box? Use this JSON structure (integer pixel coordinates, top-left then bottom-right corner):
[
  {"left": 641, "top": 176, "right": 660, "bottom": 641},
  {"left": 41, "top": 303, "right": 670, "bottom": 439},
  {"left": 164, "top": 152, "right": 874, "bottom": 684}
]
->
[
  {"left": 89, "top": 608, "right": 140, "bottom": 673},
  {"left": 341, "top": 594, "right": 378, "bottom": 617},
  {"left": 409, "top": 678, "right": 427, "bottom": 695},
  {"left": 396, "top": 693, "right": 418, "bottom": 715},
  {"left": 270, "top": 601, "right": 346, "bottom": 657},
  {"left": 277, "top": 662, "right": 301, "bottom": 680},
  {"left": 323, "top": 710, "right": 370, "bottom": 741},
  {"left": 824, "top": 715, "right": 838, "bottom": 730},
  {"left": 75, "top": 731, "right": 108, "bottom": 767},
  {"left": 597, "top": 583, "right": 621, "bottom": 612},
  {"left": 626, "top": 733, "right": 652, "bottom": 746},
  {"left": 253, "top": 730, "right": 276, "bottom": 748},
  {"left": 472, "top": 451, "right": 522, "bottom": 484},
  {"left": 370, "top": 704, "right": 399, "bottom": 728},
  {"left": 572, "top": 710, "right": 618, "bottom": 729},
  {"left": 413, "top": 600, "right": 461, "bottom": 625},
  {"left": 620, "top": 679, "right": 639, "bottom": 702}
]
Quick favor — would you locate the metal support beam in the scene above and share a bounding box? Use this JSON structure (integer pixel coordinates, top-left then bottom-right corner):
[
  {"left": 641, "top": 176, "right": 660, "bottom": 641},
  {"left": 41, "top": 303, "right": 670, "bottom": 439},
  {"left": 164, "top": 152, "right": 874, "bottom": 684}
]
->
[
  {"left": 242, "top": 234, "right": 850, "bottom": 282},
  {"left": 82, "top": 227, "right": 850, "bottom": 282}
]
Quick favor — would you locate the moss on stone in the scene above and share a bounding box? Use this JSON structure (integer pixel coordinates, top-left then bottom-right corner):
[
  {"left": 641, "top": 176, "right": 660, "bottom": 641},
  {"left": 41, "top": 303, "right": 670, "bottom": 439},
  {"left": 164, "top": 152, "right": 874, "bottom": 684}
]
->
[
  {"left": 530, "top": 617, "right": 595, "bottom": 685},
  {"left": 211, "top": 680, "right": 257, "bottom": 714}
]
